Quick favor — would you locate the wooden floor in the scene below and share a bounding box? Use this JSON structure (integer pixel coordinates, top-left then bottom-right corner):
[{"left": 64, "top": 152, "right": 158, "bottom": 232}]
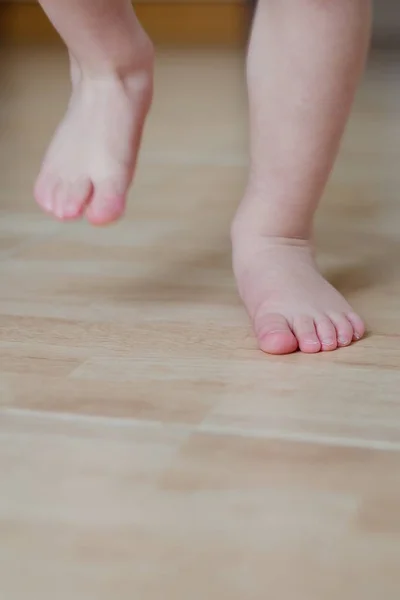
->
[{"left": 1, "top": 46, "right": 400, "bottom": 599}]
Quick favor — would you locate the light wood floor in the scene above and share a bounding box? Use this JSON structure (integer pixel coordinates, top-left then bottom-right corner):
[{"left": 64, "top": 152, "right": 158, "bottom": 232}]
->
[{"left": 1, "top": 46, "right": 400, "bottom": 599}]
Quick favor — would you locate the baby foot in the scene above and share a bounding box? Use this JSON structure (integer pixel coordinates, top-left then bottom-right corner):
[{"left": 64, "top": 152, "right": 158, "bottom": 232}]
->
[
  {"left": 34, "top": 42, "right": 153, "bottom": 225},
  {"left": 232, "top": 231, "right": 365, "bottom": 355}
]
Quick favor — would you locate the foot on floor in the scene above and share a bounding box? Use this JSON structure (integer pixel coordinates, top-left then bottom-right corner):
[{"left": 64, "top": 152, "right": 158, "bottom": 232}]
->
[{"left": 232, "top": 230, "right": 365, "bottom": 355}]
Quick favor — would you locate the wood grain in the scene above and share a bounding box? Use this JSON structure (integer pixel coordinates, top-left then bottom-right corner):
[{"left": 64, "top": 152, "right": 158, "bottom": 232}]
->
[{"left": 1, "top": 45, "right": 400, "bottom": 599}]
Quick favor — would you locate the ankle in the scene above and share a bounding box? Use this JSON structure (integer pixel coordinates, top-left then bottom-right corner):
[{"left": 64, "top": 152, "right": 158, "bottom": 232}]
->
[
  {"left": 231, "top": 189, "right": 314, "bottom": 246},
  {"left": 231, "top": 219, "right": 316, "bottom": 281},
  {"left": 69, "top": 30, "right": 154, "bottom": 88}
]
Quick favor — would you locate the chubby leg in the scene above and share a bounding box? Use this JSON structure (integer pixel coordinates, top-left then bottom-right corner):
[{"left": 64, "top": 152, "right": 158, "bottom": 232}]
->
[
  {"left": 35, "top": 0, "right": 154, "bottom": 224},
  {"left": 232, "top": 0, "right": 371, "bottom": 354}
]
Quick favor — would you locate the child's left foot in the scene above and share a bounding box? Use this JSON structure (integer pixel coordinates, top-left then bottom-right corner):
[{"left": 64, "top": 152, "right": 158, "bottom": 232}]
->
[
  {"left": 232, "top": 224, "right": 365, "bottom": 355},
  {"left": 34, "top": 40, "right": 153, "bottom": 225}
]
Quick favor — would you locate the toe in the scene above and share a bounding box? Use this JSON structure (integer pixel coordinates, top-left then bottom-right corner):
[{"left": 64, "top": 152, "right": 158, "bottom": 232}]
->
[
  {"left": 315, "top": 316, "right": 338, "bottom": 352},
  {"left": 56, "top": 178, "right": 93, "bottom": 220},
  {"left": 52, "top": 183, "right": 70, "bottom": 220},
  {"left": 329, "top": 313, "right": 354, "bottom": 347},
  {"left": 34, "top": 174, "right": 59, "bottom": 214},
  {"left": 347, "top": 312, "right": 366, "bottom": 342},
  {"left": 86, "top": 180, "right": 127, "bottom": 226},
  {"left": 293, "top": 315, "right": 321, "bottom": 353},
  {"left": 34, "top": 174, "right": 92, "bottom": 221},
  {"left": 255, "top": 313, "right": 298, "bottom": 355},
  {"left": 86, "top": 195, "right": 126, "bottom": 225}
]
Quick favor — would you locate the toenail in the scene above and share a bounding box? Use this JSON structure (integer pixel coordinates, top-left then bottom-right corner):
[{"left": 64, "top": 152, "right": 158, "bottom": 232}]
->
[
  {"left": 338, "top": 337, "right": 351, "bottom": 346},
  {"left": 354, "top": 332, "right": 362, "bottom": 340},
  {"left": 322, "top": 339, "right": 335, "bottom": 346}
]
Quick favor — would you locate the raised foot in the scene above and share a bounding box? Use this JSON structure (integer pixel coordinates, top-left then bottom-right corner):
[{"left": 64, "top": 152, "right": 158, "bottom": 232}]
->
[
  {"left": 34, "top": 42, "right": 154, "bottom": 226},
  {"left": 232, "top": 234, "right": 365, "bottom": 355}
]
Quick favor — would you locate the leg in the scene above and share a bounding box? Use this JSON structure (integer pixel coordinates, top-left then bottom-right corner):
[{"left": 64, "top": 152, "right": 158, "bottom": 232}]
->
[
  {"left": 35, "top": 0, "right": 154, "bottom": 224},
  {"left": 232, "top": 0, "right": 371, "bottom": 354}
]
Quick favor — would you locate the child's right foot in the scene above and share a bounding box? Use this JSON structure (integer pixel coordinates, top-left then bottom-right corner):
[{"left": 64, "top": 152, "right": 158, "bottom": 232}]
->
[
  {"left": 34, "top": 35, "right": 153, "bottom": 225},
  {"left": 232, "top": 217, "right": 365, "bottom": 355}
]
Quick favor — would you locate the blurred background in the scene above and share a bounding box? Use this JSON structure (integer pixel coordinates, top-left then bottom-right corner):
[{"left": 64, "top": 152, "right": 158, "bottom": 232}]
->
[{"left": 0, "top": 1, "right": 399, "bottom": 48}]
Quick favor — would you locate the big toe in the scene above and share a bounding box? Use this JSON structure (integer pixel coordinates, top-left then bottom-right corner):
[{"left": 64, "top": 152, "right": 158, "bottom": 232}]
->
[
  {"left": 85, "top": 180, "right": 127, "bottom": 226},
  {"left": 255, "top": 313, "right": 298, "bottom": 355}
]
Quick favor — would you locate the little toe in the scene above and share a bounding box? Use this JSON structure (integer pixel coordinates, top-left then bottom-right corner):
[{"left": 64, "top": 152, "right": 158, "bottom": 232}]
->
[
  {"left": 347, "top": 312, "right": 366, "bottom": 342},
  {"left": 329, "top": 313, "right": 354, "bottom": 347},
  {"left": 293, "top": 316, "right": 321, "bottom": 354},
  {"left": 315, "top": 316, "right": 338, "bottom": 352},
  {"left": 255, "top": 313, "right": 298, "bottom": 355}
]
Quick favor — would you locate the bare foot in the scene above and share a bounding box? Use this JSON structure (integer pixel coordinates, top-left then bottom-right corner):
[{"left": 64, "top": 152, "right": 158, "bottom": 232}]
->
[
  {"left": 34, "top": 39, "right": 153, "bottom": 225},
  {"left": 232, "top": 229, "right": 365, "bottom": 355}
]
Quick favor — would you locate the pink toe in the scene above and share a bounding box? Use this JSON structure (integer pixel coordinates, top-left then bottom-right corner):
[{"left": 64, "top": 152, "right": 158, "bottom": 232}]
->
[
  {"left": 61, "top": 205, "right": 85, "bottom": 220},
  {"left": 347, "top": 312, "right": 366, "bottom": 342},
  {"left": 53, "top": 184, "right": 69, "bottom": 220},
  {"left": 255, "top": 313, "right": 298, "bottom": 355},
  {"left": 299, "top": 339, "right": 321, "bottom": 354},
  {"left": 34, "top": 175, "right": 58, "bottom": 214},
  {"left": 34, "top": 175, "right": 91, "bottom": 222},
  {"left": 315, "top": 317, "right": 338, "bottom": 352},
  {"left": 86, "top": 195, "right": 126, "bottom": 226},
  {"left": 259, "top": 331, "right": 299, "bottom": 355},
  {"left": 293, "top": 316, "right": 321, "bottom": 354},
  {"left": 61, "top": 179, "right": 93, "bottom": 221},
  {"left": 330, "top": 313, "right": 354, "bottom": 347}
]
